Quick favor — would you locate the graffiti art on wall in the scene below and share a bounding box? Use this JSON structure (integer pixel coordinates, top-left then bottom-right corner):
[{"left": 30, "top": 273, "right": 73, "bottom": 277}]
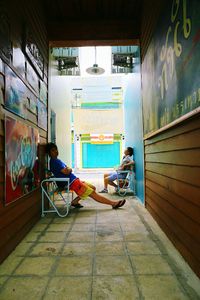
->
[
  {"left": 142, "top": 0, "right": 200, "bottom": 135},
  {"left": 5, "top": 65, "right": 27, "bottom": 118},
  {"left": 5, "top": 116, "right": 40, "bottom": 205}
]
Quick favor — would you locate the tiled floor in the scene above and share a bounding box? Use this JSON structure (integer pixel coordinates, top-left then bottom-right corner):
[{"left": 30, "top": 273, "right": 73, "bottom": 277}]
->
[{"left": 0, "top": 173, "right": 200, "bottom": 300}]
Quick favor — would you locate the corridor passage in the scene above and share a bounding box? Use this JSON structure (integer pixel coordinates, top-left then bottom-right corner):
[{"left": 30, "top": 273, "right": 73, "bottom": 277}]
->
[{"left": 0, "top": 173, "right": 199, "bottom": 299}]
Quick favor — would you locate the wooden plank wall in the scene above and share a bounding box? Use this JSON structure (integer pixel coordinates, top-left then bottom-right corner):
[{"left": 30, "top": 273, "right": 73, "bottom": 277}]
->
[
  {"left": 144, "top": 115, "right": 200, "bottom": 277},
  {"left": 140, "top": 0, "right": 200, "bottom": 278},
  {"left": 140, "top": 0, "right": 167, "bottom": 62},
  {"left": 0, "top": 0, "right": 48, "bottom": 263}
]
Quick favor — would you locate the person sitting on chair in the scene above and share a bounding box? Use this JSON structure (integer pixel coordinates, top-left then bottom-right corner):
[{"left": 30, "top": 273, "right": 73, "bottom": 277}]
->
[
  {"left": 46, "top": 143, "right": 126, "bottom": 209},
  {"left": 99, "top": 146, "right": 134, "bottom": 193}
]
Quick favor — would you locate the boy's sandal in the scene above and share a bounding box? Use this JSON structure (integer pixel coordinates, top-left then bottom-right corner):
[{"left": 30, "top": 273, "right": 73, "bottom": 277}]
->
[
  {"left": 71, "top": 203, "right": 84, "bottom": 208},
  {"left": 112, "top": 199, "right": 126, "bottom": 209}
]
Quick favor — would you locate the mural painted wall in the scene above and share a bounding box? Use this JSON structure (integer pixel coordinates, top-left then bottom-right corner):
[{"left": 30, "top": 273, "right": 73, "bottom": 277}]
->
[
  {"left": 5, "top": 117, "right": 39, "bottom": 204},
  {"left": 142, "top": 0, "right": 200, "bottom": 135}
]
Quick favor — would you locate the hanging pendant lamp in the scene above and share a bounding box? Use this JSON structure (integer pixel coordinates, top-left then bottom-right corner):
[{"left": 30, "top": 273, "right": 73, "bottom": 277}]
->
[{"left": 86, "top": 47, "right": 105, "bottom": 75}]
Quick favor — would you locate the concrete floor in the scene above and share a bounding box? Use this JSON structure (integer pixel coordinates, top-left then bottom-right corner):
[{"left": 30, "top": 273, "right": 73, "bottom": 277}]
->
[{"left": 0, "top": 172, "right": 200, "bottom": 299}]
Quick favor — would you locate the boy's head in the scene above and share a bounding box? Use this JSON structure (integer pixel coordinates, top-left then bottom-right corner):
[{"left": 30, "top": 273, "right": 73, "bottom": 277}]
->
[
  {"left": 124, "top": 147, "right": 133, "bottom": 156},
  {"left": 46, "top": 143, "right": 58, "bottom": 158}
]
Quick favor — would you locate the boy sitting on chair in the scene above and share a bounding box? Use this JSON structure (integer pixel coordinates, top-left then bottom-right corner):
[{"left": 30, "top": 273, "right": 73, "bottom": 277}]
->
[
  {"left": 46, "top": 143, "right": 126, "bottom": 209},
  {"left": 99, "top": 147, "right": 134, "bottom": 193}
]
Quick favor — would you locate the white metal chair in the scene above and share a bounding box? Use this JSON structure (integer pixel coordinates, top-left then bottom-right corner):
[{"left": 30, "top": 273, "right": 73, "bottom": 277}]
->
[
  {"left": 116, "top": 169, "right": 136, "bottom": 196},
  {"left": 41, "top": 177, "right": 71, "bottom": 218}
]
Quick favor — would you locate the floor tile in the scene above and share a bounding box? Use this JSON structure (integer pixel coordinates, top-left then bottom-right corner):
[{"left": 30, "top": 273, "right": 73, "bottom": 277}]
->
[
  {"left": 38, "top": 217, "right": 53, "bottom": 224},
  {"left": 14, "top": 257, "right": 55, "bottom": 275},
  {"left": 131, "top": 255, "right": 173, "bottom": 275},
  {"left": 0, "top": 276, "right": 8, "bottom": 287},
  {"left": 138, "top": 275, "right": 189, "bottom": 300},
  {"left": 13, "top": 242, "right": 34, "bottom": 256},
  {"left": 96, "top": 230, "right": 123, "bottom": 242},
  {"left": 30, "top": 242, "right": 63, "bottom": 256},
  {"left": 123, "top": 230, "right": 149, "bottom": 241},
  {"left": 71, "top": 223, "right": 95, "bottom": 232},
  {"left": 46, "top": 223, "right": 71, "bottom": 232},
  {"left": 0, "top": 256, "right": 22, "bottom": 275},
  {"left": 73, "top": 217, "right": 96, "bottom": 224},
  {"left": 92, "top": 275, "right": 139, "bottom": 300},
  {"left": 52, "top": 216, "right": 75, "bottom": 224},
  {"left": 55, "top": 256, "right": 93, "bottom": 275},
  {"left": 23, "top": 231, "right": 41, "bottom": 242},
  {"left": 39, "top": 232, "right": 66, "bottom": 242},
  {"left": 126, "top": 240, "right": 161, "bottom": 255},
  {"left": 62, "top": 242, "right": 94, "bottom": 256},
  {"left": 96, "top": 216, "right": 119, "bottom": 223},
  {"left": 32, "top": 223, "right": 48, "bottom": 232},
  {"left": 95, "top": 256, "right": 132, "bottom": 275},
  {"left": 67, "top": 231, "right": 94, "bottom": 242},
  {"left": 96, "top": 223, "right": 121, "bottom": 231},
  {"left": 43, "top": 277, "right": 92, "bottom": 300},
  {"left": 0, "top": 277, "right": 48, "bottom": 300},
  {"left": 95, "top": 242, "right": 125, "bottom": 256}
]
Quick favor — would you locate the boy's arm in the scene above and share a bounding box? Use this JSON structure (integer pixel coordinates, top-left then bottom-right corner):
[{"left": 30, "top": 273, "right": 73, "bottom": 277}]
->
[
  {"left": 124, "top": 160, "right": 134, "bottom": 167},
  {"left": 61, "top": 167, "right": 72, "bottom": 175},
  {"left": 121, "top": 160, "right": 135, "bottom": 170}
]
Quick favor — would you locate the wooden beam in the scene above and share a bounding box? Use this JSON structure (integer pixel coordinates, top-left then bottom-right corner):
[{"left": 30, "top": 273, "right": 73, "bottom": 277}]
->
[
  {"left": 48, "top": 20, "right": 140, "bottom": 46},
  {"left": 49, "top": 39, "right": 140, "bottom": 47}
]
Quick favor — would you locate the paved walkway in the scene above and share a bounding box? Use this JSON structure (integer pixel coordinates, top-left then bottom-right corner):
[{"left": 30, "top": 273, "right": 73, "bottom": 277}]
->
[{"left": 0, "top": 173, "right": 200, "bottom": 299}]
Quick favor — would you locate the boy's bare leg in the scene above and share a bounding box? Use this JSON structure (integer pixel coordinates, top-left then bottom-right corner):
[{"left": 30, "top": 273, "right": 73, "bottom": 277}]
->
[
  {"left": 71, "top": 196, "right": 81, "bottom": 205},
  {"left": 108, "top": 180, "right": 118, "bottom": 188},
  {"left": 103, "top": 174, "right": 110, "bottom": 189},
  {"left": 89, "top": 191, "right": 122, "bottom": 207}
]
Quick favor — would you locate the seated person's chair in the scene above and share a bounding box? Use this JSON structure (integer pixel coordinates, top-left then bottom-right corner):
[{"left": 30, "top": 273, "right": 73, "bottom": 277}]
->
[
  {"left": 41, "top": 172, "right": 71, "bottom": 218},
  {"left": 115, "top": 167, "right": 136, "bottom": 196}
]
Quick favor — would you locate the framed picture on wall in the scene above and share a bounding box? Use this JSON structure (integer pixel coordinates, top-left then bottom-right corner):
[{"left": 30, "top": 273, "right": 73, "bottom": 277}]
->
[
  {"left": 26, "top": 62, "right": 39, "bottom": 94},
  {"left": 5, "top": 65, "right": 27, "bottom": 118},
  {"left": 37, "top": 99, "right": 47, "bottom": 131},
  {"left": 0, "top": 73, "right": 5, "bottom": 104},
  {"left": 27, "top": 90, "right": 37, "bottom": 115},
  {"left": 5, "top": 116, "right": 40, "bottom": 205},
  {"left": 0, "top": 58, "right": 4, "bottom": 73},
  {"left": 39, "top": 80, "right": 47, "bottom": 104},
  {"left": 13, "top": 45, "right": 26, "bottom": 78}
]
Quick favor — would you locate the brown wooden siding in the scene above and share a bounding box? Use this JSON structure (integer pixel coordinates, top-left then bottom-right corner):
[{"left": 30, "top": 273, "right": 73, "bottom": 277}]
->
[
  {"left": 140, "top": 0, "right": 167, "bottom": 62},
  {"left": 144, "top": 114, "right": 200, "bottom": 277},
  {"left": 0, "top": 0, "right": 48, "bottom": 263}
]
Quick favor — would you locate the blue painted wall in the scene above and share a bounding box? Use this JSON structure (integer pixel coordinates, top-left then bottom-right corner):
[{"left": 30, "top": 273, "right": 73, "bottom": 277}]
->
[
  {"left": 82, "top": 142, "right": 120, "bottom": 168},
  {"left": 71, "top": 143, "right": 74, "bottom": 168},
  {"left": 123, "top": 73, "right": 144, "bottom": 203}
]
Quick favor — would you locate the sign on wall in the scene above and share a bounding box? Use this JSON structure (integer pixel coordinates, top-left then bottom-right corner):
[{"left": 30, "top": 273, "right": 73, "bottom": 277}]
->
[
  {"left": 5, "top": 116, "right": 40, "bottom": 205},
  {"left": 142, "top": 0, "right": 200, "bottom": 135},
  {"left": 23, "top": 27, "right": 44, "bottom": 79}
]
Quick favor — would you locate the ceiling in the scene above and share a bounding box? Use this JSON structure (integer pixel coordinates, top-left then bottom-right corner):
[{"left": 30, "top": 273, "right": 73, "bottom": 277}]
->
[{"left": 41, "top": 0, "right": 143, "bottom": 46}]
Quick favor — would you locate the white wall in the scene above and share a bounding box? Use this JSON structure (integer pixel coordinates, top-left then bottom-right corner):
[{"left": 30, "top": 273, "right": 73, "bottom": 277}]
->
[
  {"left": 73, "top": 108, "right": 124, "bottom": 134},
  {"left": 49, "top": 74, "right": 72, "bottom": 165}
]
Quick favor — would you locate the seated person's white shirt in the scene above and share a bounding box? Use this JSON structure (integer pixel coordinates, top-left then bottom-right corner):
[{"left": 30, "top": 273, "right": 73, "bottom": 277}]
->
[{"left": 118, "top": 155, "right": 133, "bottom": 171}]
